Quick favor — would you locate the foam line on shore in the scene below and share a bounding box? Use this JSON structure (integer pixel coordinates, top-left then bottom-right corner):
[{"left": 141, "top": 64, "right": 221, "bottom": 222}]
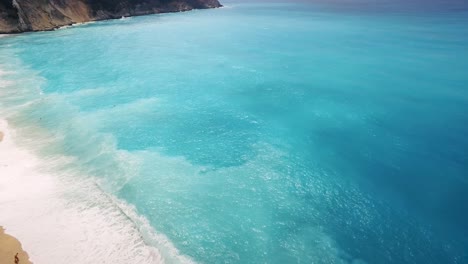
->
[
  {"left": 0, "top": 119, "right": 165, "bottom": 263},
  {"left": 0, "top": 58, "right": 195, "bottom": 263},
  {"left": 0, "top": 117, "right": 195, "bottom": 264}
]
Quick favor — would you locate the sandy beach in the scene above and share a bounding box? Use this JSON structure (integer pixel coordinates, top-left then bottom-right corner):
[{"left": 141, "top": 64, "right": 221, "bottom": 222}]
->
[
  {"left": 0, "top": 55, "right": 186, "bottom": 263},
  {"left": 0, "top": 119, "right": 175, "bottom": 264},
  {"left": 0, "top": 227, "right": 32, "bottom": 264}
]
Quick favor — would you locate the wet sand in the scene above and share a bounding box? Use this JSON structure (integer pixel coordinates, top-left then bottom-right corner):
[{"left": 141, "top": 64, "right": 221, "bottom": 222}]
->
[{"left": 0, "top": 227, "right": 32, "bottom": 264}]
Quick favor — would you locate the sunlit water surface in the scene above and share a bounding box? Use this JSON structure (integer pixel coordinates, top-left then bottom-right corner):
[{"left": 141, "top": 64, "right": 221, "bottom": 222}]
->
[{"left": 1, "top": 0, "right": 467, "bottom": 263}]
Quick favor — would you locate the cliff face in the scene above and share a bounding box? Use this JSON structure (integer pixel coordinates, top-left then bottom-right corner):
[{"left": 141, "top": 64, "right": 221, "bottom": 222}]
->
[{"left": 0, "top": 0, "right": 221, "bottom": 33}]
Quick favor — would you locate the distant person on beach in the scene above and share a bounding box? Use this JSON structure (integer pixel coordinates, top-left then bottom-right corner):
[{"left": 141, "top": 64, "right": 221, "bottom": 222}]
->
[{"left": 15, "top": 253, "right": 19, "bottom": 264}]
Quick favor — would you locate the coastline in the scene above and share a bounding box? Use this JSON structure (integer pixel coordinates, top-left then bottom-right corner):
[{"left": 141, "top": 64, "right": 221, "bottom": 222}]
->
[
  {"left": 0, "top": 119, "right": 164, "bottom": 264},
  {"left": 0, "top": 227, "right": 32, "bottom": 264},
  {"left": 0, "top": 0, "right": 222, "bottom": 34},
  {"left": 0, "top": 115, "right": 192, "bottom": 264},
  {"left": 0, "top": 7, "right": 203, "bottom": 35},
  {"left": 0, "top": 54, "right": 195, "bottom": 263},
  {"left": 0, "top": 3, "right": 223, "bottom": 36}
]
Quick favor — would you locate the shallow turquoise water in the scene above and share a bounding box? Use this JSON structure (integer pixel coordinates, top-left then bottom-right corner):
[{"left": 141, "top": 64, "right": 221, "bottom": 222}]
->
[{"left": 1, "top": 0, "right": 468, "bottom": 263}]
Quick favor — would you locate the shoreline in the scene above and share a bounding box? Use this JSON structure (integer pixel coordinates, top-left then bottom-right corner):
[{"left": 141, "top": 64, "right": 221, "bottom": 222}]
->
[
  {"left": 0, "top": 5, "right": 222, "bottom": 36},
  {"left": 0, "top": 227, "right": 32, "bottom": 264},
  {"left": 0, "top": 120, "right": 31, "bottom": 264},
  {"left": 0, "top": 118, "right": 188, "bottom": 264},
  {"left": 0, "top": 55, "right": 194, "bottom": 263},
  {"left": 0, "top": 3, "right": 222, "bottom": 35}
]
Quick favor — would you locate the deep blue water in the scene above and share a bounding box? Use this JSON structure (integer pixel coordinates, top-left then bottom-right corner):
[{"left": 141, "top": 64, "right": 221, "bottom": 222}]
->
[{"left": 1, "top": 0, "right": 467, "bottom": 263}]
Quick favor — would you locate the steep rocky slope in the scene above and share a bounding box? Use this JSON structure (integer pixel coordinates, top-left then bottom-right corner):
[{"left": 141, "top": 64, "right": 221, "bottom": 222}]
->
[{"left": 0, "top": 0, "right": 221, "bottom": 33}]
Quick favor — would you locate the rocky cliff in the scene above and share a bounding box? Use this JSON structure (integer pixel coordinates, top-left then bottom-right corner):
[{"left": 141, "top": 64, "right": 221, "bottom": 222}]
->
[{"left": 0, "top": 0, "right": 221, "bottom": 33}]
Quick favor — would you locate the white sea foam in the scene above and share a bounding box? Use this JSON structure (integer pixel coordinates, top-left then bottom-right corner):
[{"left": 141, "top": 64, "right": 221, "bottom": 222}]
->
[
  {"left": 55, "top": 21, "right": 96, "bottom": 31},
  {"left": 0, "top": 67, "right": 14, "bottom": 78},
  {"left": 0, "top": 119, "right": 163, "bottom": 264},
  {"left": 0, "top": 63, "right": 194, "bottom": 264}
]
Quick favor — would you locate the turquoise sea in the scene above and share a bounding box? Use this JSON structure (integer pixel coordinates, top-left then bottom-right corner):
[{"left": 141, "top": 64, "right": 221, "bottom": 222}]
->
[{"left": 1, "top": 0, "right": 467, "bottom": 263}]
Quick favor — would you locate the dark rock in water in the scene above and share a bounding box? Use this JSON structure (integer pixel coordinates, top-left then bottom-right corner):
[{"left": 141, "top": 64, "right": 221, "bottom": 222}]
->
[{"left": 0, "top": 0, "right": 222, "bottom": 33}]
